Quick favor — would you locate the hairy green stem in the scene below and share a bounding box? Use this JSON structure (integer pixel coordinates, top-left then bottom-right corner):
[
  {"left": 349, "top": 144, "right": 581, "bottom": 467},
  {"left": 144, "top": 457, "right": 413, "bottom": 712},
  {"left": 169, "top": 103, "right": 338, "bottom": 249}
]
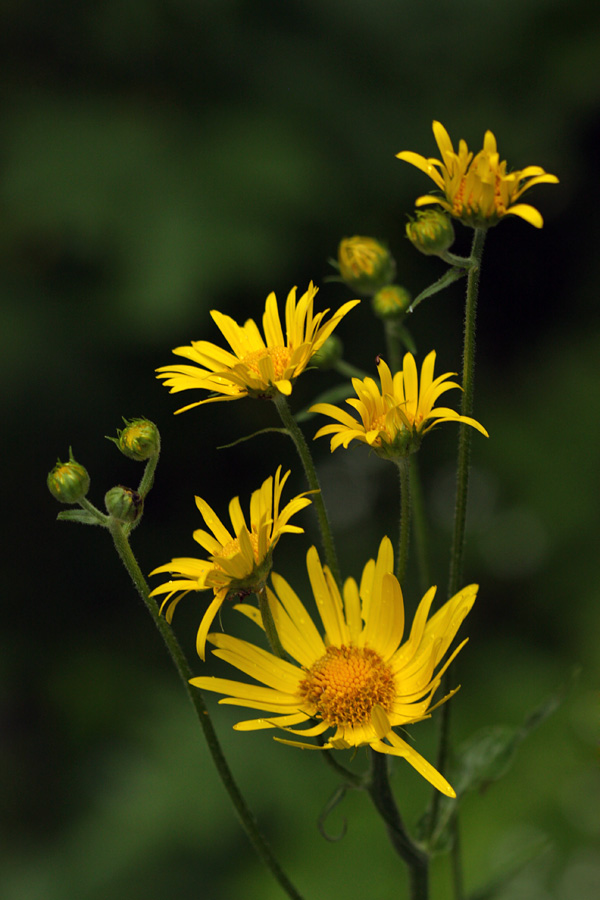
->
[
  {"left": 257, "top": 588, "right": 287, "bottom": 659},
  {"left": 273, "top": 392, "right": 341, "bottom": 588},
  {"left": 410, "top": 455, "right": 431, "bottom": 595},
  {"left": 106, "top": 518, "right": 305, "bottom": 900},
  {"left": 447, "top": 227, "right": 486, "bottom": 597},
  {"left": 430, "top": 226, "right": 486, "bottom": 900},
  {"left": 137, "top": 445, "right": 161, "bottom": 499},
  {"left": 396, "top": 457, "right": 412, "bottom": 585},
  {"left": 368, "top": 751, "right": 429, "bottom": 900}
]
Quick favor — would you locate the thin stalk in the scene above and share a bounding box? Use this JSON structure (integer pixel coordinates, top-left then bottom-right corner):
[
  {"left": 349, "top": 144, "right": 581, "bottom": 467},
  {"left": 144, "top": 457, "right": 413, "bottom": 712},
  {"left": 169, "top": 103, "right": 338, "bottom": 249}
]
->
[
  {"left": 257, "top": 588, "right": 287, "bottom": 659},
  {"left": 106, "top": 518, "right": 305, "bottom": 900},
  {"left": 447, "top": 226, "right": 486, "bottom": 597},
  {"left": 396, "top": 457, "right": 412, "bottom": 585},
  {"left": 410, "top": 455, "right": 431, "bottom": 595},
  {"left": 367, "top": 751, "right": 429, "bottom": 900},
  {"left": 273, "top": 392, "right": 341, "bottom": 588},
  {"left": 136, "top": 446, "right": 160, "bottom": 499},
  {"left": 429, "top": 226, "right": 486, "bottom": 899},
  {"left": 384, "top": 318, "right": 405, "bottom": 373}
]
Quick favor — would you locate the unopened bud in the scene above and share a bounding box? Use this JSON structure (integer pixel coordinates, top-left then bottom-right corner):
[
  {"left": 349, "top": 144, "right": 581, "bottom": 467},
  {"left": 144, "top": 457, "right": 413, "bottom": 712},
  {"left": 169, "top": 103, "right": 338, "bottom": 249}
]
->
[
  {"left": 372, "top": 285, "right": 412, "bottom": 320},
  {"left": 406, "top": 210, "right": 455, "bottom": 256},
  {"left": 105, "top": 486, "right": 143, "bottom": 523},
  {"left": 337, "top": 236, "right": 396, "bottom": 295},
  {"left": 109, "top": 418, "right": 160, "bottom": 461},
  {"left": 47, "top": 450, "right": 90, "bottom": 504}
]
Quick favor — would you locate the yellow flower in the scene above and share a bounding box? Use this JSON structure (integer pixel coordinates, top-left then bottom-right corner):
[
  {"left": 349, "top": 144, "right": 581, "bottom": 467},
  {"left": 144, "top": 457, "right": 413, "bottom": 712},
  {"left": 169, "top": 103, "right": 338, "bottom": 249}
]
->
[
  {"left": 156, "top": 282, "right": 359, "bottom": 414},
  {"left": 191, "top": 536, "right": 477, "bottom": 796},
  {"left": 397, "top": 121, "right": 559, "bottom": 229},
  {"left": 150, "top": 467, "right": 312, "bottom": 659},
  {"left": 311, "top": 352, "right": 488, "bottom": 459}
]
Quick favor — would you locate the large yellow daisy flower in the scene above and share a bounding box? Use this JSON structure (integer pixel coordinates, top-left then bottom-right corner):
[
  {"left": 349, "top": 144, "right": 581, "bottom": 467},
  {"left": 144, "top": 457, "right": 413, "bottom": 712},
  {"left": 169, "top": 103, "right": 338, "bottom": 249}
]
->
[
  {"left": 311, "top": 352, "right": 488, "bottom": 459},
  {"left": 191, "top": 537, "right": 477, "bottom": 796},
  {"left": 397, "top": 120, "right": 558, "bottom": 229},
  {"left": 150, "top": 467, "right": 312, "bottom": 659},
  {"left": 156, "top": 282, "right": 360, "bottom": 414}
]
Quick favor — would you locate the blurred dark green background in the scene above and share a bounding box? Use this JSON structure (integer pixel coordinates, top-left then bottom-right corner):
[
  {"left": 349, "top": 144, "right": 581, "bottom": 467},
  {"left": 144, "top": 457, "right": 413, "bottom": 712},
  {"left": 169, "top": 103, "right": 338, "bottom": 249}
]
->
[{"left": 3, "top": 1, "right": 599, "bottom": 898}]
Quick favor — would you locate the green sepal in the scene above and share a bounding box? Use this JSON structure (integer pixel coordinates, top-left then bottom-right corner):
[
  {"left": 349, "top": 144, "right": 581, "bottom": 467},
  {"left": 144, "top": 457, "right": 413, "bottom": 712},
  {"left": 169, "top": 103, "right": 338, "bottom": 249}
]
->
[
  {"left": 57, "top": 509, "right": 104, "bottom": 526},
  {"left": 408, "top": 266, "right": 467, "bottom": 313},
  {"left": 422, "top": 689, "right": 563, "bottom": 854}
]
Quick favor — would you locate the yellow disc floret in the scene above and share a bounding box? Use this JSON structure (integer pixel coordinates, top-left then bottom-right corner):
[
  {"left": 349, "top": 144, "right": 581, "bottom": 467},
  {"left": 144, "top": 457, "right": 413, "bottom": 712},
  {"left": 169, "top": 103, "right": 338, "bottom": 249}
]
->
[{"left": 299, "top": 645, "right": 395, "bottom": 727}]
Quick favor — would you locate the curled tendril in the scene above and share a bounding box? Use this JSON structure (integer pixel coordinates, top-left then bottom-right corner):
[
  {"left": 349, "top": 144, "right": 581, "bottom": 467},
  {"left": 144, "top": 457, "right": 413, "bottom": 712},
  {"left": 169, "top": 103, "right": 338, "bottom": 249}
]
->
[{"left": 317, "top": 785, "right": 349, "bottom": 842}]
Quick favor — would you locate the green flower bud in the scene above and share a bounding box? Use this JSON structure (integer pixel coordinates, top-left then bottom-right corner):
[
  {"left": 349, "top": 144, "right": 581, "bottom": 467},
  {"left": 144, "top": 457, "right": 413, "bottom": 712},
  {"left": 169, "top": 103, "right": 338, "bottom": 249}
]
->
[
  {"left": 337, "top": 236, "right": 396, "bottom": 295},
  {"left": 109, "top": 418, "right": 160, "bottom": 461},
  {"left": 406, "top": 210, "right": 455, "bottom": 256},
  {"left": 311, "top": 335, "right": 343, "bottom": 370},
  {"left": 47, "top": 450, "right": 90, "bottom": 504},
  {"left": 372, "top": 285, "right": 412, "bottom": 320},
  {"left": 105, "top": 486, "right": 143, "bottom": 523}
]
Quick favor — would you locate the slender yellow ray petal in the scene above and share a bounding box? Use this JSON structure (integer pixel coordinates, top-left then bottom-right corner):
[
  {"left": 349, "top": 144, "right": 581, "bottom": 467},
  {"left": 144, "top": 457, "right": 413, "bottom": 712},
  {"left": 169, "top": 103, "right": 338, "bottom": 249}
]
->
[
  {"left": 234, "top": 713, "right": 310, "bottom": 732},
  {"left": 274, "top": 737, "right": 329, "bottom": 750},
  {"left": 228, "top": 494, "right": 247, "bottom": 537},
  {"left": 194, "top": 496, "right": 233, "bottom": 546},
  {"left": 342, "top": 577, "right": 363, "bottom": 641},
  {"left": 306, "top": 546, "right": 346, "bottom": 645},
  {"left": 263, "top": 290, "right": 285, "bottom": 347},
  {"left": 219, "top": 698, "right": 304, "bottom": 714},
  {"left": 378, "top": 731, "right": 456, "bottom": 797},
  {"left": 190, "top": 676, "right": 294, "bottom": 707},
  {"left": 195, "top": 593, "right": 227, "bottom": 660},
  {"left": 391, "top": 586, "right": 437, "bottom": 669},
  {"left": 505, "top": 203, "right": 544, "bottom": 228},
  {"left": 211, "top": 643, "right": 302, "bottom": 693},
  {"left": 191, "top": 529, "right": 225, "bottom": 555},
  {"left": 270, "top": 573, "right": 326, "bottom": 660}
]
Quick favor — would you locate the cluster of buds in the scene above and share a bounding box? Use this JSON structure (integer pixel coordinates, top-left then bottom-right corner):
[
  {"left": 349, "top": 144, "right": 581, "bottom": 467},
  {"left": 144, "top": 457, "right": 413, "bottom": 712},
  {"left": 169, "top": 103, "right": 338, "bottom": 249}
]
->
[{"left": 48, "top": 419, "right": 160, "bottom": 531}]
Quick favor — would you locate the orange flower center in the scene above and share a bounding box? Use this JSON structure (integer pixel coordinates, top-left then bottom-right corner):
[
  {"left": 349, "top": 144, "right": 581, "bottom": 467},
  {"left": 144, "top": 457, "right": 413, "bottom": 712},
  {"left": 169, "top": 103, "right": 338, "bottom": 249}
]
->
[
  {"left": 242, "top": 346, "right": 292, "bottom": 381},
  {"left": 299, "top": 645, "right": 395, "bottom": 727}
]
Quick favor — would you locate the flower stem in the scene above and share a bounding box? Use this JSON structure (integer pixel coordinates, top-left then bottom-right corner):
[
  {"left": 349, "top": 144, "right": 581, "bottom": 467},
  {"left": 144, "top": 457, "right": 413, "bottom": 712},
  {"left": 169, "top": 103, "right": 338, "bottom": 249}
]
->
[
  {"left": 396, "top": 457, "right": 412, "bottom": 585},
  {"left": 429, "top": 226, "right": 486, "bottom": 899},
  {"left": 273, "top": 392, "right": 342, "bottom": 588},
  {"left": 137, "top": 444, "right": 161, "bottom": 499},
  {"left": 383, "top": 318, "right": 405, "bottom": 373},
  {"left": 106, "top": 517, "right": 305, "bottom": 900},
  {"left": 257, "top": 588, "right": 287, "bottom": 659},
  {"left": 447, "top": 226, "right": 486, "bottom": 598},
  {"left": 367, "top": 751, "right": 429, "bottom": 900},
  {"left": 410, "top": 455, "right": 431, "bottom": 595}
]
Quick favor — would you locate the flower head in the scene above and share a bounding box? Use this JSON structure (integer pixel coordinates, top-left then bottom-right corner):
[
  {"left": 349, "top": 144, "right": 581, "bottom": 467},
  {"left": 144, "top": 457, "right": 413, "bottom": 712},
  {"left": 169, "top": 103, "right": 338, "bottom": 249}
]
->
[
  {"left": 47, "top": 449, "right": 90, "bottom": 503},
  {"left": 311, "top": 352, "right": 488, "bottom": 459},
  {"left": 156, "top": 282, "right": 359, "bottom": 414},
  {"left": 397, "top": 121, "right": 559, "bottom": 229},
  {"left": 150, "top": 467, "right": 312, "bottom": 659},
  {"left": 337, "top": 236, "right": 396, "bottom": 295},
  {"left": 191, "top": 536, "right": 477, "bottom": 796},
  {"left": 109, "top": 418, "right": 160, "bottom": 461}
]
